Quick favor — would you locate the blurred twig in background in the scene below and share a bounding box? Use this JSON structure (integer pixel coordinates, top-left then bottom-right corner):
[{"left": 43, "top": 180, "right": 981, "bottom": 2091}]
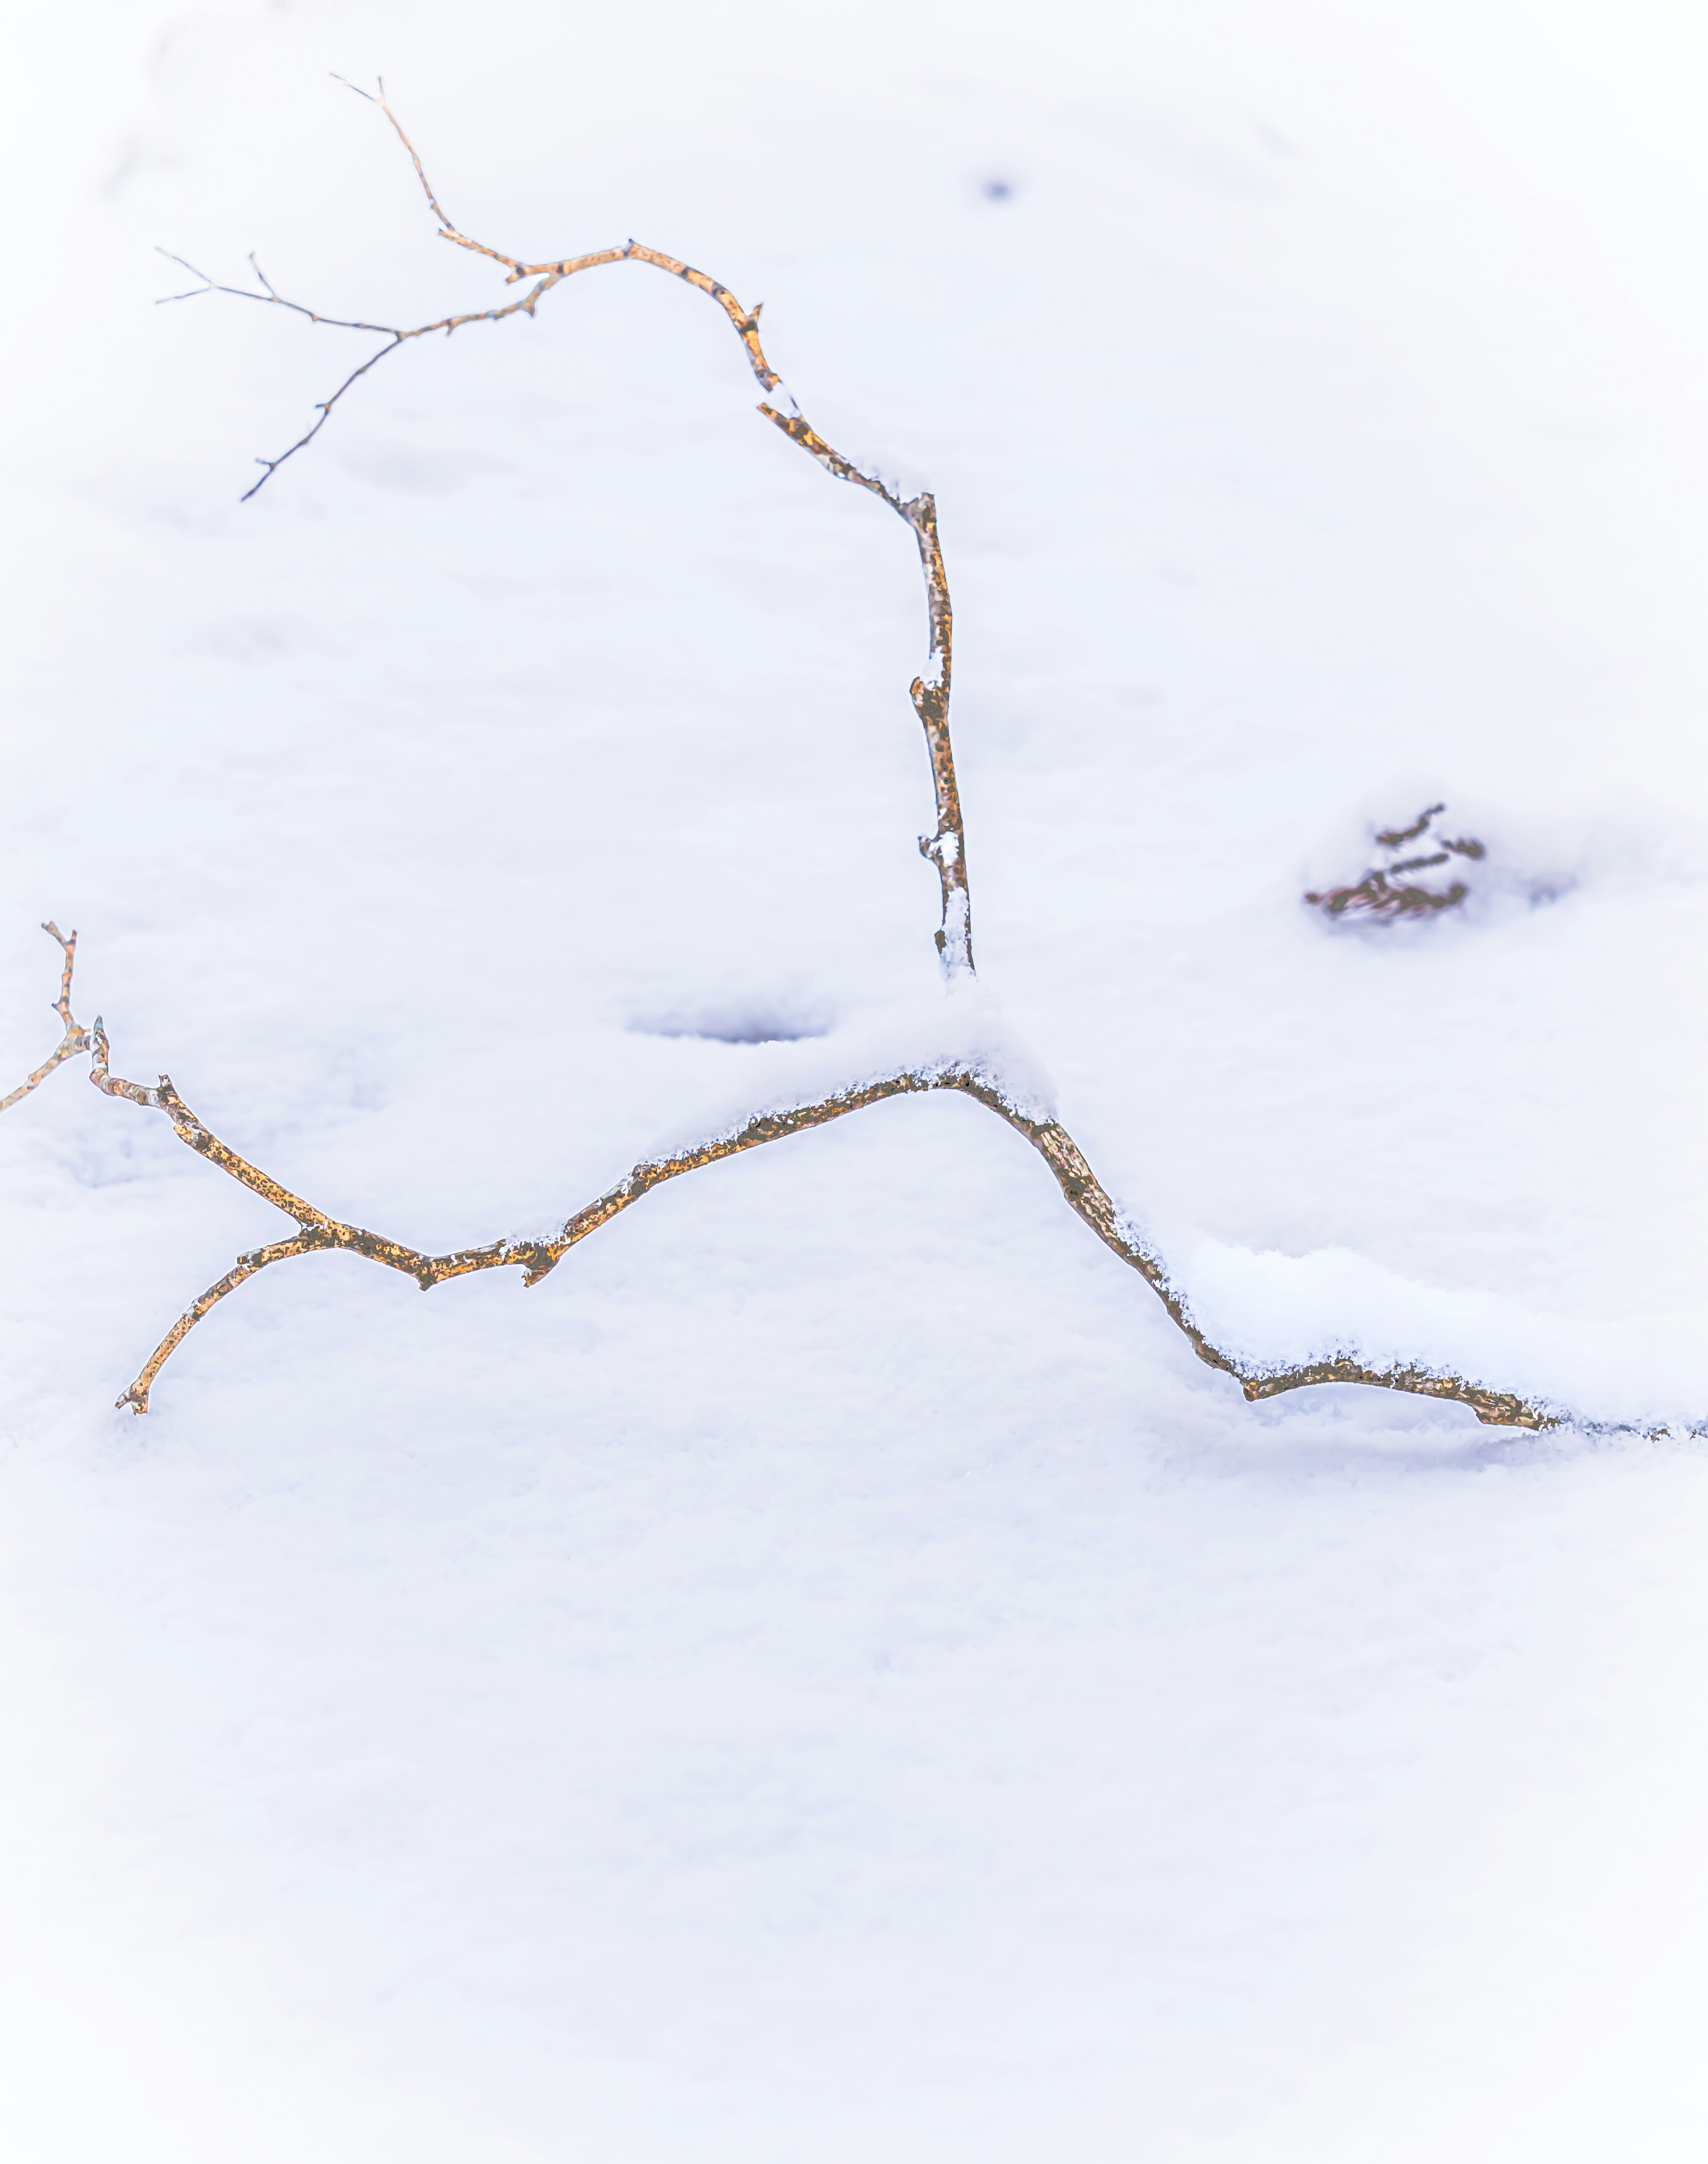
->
[{"left": 1306, "top": 803, "right": 1487, "bottom": 921}]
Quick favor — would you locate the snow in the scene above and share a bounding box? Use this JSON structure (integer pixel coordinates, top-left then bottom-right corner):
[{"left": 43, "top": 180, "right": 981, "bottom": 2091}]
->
[{"left": 3, "top": 0, "right": 1708, "bottom": 2155}]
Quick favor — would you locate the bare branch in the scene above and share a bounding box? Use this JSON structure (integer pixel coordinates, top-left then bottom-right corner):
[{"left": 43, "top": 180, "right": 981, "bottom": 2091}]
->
[
  {"left": 0, "top": 924, "right": 91, "bottom": 1113},
  {"left": 83, "top": 1013, "right": 1554, "bottom": 1427},
  {"left": 162, "top": 93, "right": 976, "bottom": 968},
  {"left": 33, "top": 91, "right": 1631, "bottom": 1429},
  {"left": 115, "top": 1231, "right": 334, "bottom": 1415},
  {"left": 330, "top": 73, "right": 460, "bottom": 233}
]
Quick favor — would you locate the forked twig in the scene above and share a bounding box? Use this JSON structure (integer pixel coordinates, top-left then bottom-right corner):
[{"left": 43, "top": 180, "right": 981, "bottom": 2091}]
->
[
  {"left": 0, "top": 925, "right": 92, "bottom": 1112},
  {"left": 156, "top": 80, "right": 972, "bottom": 975},
  {"left": 2, "top": 90, "right": 1612, "bottom": 1430},
  {"left": 74, "top": 1013, "right": 1548, "bottom": 1427}
]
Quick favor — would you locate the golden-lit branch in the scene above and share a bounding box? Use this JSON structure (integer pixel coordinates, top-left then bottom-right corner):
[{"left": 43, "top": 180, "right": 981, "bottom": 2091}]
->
[
  {"left": 159, "top": 81, "right": 972, "bottom": 969},
  {"left": 77, "top": 1008, "right": 1553, "bottom": 1427},
  {"left": 1, "top": 91, "right": 1583, "bottom": 1429},
  {"left": 0, "top": 924, "right": 91, "bottom": 1112}
]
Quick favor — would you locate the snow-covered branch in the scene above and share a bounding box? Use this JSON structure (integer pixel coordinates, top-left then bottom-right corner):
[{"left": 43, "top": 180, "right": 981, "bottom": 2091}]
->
[
  {"left": 0, "top": 92, "right": 1606, "bottom": 1433},
  {"left": 4, "top": 923, "right": 1550, "bottom": 1428}
]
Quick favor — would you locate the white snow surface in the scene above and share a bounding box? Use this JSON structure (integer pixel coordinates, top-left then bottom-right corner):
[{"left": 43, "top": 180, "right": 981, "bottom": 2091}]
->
[{"left": 4, "top": 0, "right": 1708, "bottom": 2156}]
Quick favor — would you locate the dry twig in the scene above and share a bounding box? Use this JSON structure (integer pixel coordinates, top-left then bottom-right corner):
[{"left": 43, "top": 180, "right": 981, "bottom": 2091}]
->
[
  {"left": 2, "top": 91, "right": 1578, "bottom": 1429},
  {"left": 0, "top": 957, "right": 1541, "bottom": 1425},
  {"left": 157, "top": 80, "right": 972, "bottom": 977},
  {"left": 1307, "top": 803, "right": 1488, "bottom": 921},
  {"left": 0, "top": 925, "right": 92, "bottom": 1112}
]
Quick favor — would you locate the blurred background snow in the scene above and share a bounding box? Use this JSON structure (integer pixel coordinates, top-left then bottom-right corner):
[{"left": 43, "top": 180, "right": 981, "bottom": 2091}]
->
[{"left": 2, "top": 0, "right": 1708, "bottom": 2156}]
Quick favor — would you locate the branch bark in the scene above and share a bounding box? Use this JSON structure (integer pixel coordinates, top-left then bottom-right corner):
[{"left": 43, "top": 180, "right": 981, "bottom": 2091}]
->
[
  {"left": 158, "top": 82, "right": 973, "bottom": 973},
  {"left": 0, "top": 925, "right": 91, "bottom": 1112},
  {"left": 78, "top": 1006, "right": 1551, "bottom": 1428},
  {"left": 0, "top": 92, "right": 1601, "bottom": 1431}
]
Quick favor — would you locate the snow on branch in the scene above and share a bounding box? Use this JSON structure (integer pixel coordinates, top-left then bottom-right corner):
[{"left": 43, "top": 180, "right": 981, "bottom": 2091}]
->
[
  {"left": 0, "top": 89, "right": 1611, "bottom": 1433},
  {"left": 4, "top": 922, "right": 1550, "bottom": 1426},
  {"left": 156, "top": 81, "right": 972, "bottom": 976}
]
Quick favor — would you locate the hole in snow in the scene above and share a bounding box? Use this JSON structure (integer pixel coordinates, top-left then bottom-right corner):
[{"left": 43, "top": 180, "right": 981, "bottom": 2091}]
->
[
  {"left": 630, "top": 1003, "right": 833, "bottom": 1046},
  {"left": 982, "top": 178, "right": 1014, "bottom": 201}
]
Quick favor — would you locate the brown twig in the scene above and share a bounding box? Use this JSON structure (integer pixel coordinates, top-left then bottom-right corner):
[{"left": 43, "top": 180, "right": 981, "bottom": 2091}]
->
[
  {"left": 12, "top": 88, "right": 1586, "bottom": 1427},
  {"left": 157, "top": 79, "right": 973, "bottom": 978},
  {"left": 0, "top": 924, "right": 92, "bottom": 1112},
  {"left": 1374, "top": 805, "right": 1443, "bottom": 850},
  {"left": 1307, "top": 804, "right": 1486, "bottom": 921},
  {"left": 1306, "top": 869, "right": 1470, "bottom": 919},
  {"left": 81, "top": 1013, "right": 1551, "bottom": 1426}
]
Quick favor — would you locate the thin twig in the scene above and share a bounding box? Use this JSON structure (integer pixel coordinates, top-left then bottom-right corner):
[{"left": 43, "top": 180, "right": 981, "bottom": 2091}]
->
[
  {"left": 0, "top": 924, "right": 91, "bottom": 1112},
  {"left": 156, "top": 82, "right": 974, "bottom": 969}
]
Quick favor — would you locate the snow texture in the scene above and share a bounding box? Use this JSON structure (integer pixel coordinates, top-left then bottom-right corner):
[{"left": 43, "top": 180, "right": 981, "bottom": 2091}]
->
[{"left": 3, "top": 0, "right": 1708, "bottom": 2157}]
